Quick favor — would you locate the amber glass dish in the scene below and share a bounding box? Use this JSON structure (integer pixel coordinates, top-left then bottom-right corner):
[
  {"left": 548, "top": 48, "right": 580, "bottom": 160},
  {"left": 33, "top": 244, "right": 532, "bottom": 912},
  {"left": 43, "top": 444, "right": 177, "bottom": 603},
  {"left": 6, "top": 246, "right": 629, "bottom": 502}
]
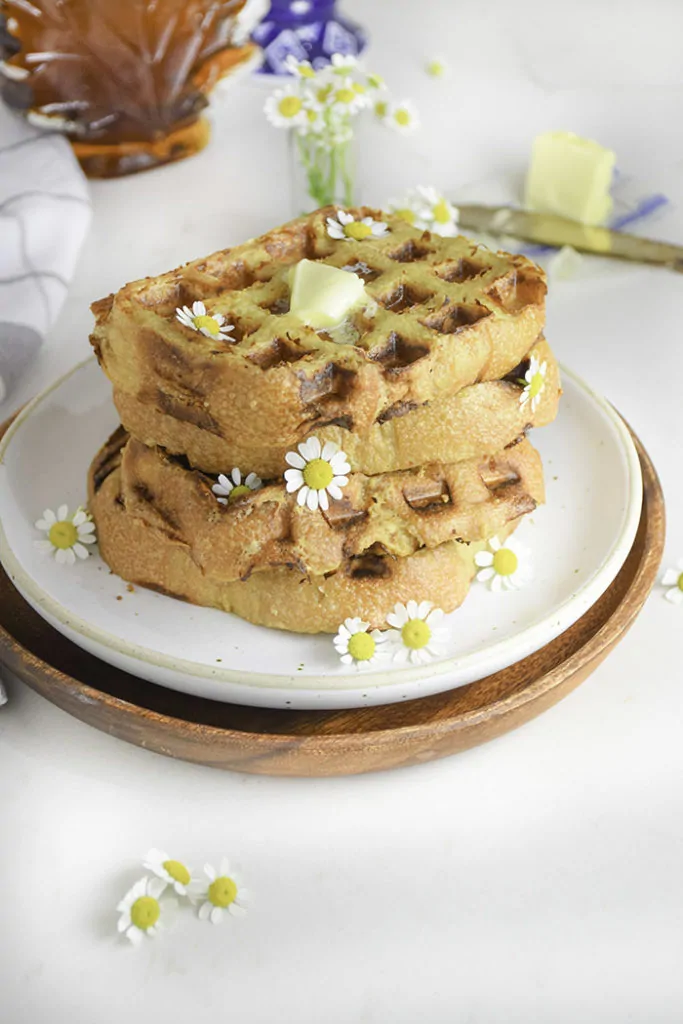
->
[{"left": 0, "top": 0, "right": 255, "bottom": 177}]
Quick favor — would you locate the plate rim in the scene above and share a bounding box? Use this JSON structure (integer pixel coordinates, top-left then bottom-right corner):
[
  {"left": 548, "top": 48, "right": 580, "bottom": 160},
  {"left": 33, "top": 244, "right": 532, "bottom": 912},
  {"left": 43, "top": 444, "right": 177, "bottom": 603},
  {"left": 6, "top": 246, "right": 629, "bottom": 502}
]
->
[{"left": 0, "top": 356, "right": 643, "bottom": 702}]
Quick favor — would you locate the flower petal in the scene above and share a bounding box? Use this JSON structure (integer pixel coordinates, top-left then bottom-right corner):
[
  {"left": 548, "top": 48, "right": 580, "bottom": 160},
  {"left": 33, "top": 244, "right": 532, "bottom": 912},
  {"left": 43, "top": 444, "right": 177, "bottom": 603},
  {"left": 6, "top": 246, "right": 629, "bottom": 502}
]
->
[
  {"left": 297, "top": 486, "right": 309, "bottom": 506},
  {"left": 73, "top": 543, "right": 89, "bottom": 560},
  {"left": 198, "top": 901, "right": 211, "bottom": 920},
  {"left": 57, "top": 504, "right": 68, "bottom": 521},
  {"left": 285, "top": 451, "right": 306, "bottom": 470},
  {"left": 662, "top": 569, "right": 679, "bottom": 586},
  {"left": 474, "top": 551, "right": 493, "bottom": 567},
  {"left": 306, "top": 488, "right": 319, "bottom": 511},
  {"left": 317, "top": 489, "right": 329, "bottom": 511},
  {"left": 210, "top": 906, "right": 223, "bottom": 925},
  {"left": 126, "top": 926, "right": 143, "bottom": 945}
]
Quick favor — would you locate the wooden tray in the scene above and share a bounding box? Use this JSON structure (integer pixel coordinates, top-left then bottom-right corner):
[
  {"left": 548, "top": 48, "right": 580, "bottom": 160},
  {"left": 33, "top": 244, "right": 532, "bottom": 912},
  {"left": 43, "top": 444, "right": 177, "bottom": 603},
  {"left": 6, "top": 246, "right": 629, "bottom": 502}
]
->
[{"left": 0, "top": 419, "right": 665, "bottom": 777}]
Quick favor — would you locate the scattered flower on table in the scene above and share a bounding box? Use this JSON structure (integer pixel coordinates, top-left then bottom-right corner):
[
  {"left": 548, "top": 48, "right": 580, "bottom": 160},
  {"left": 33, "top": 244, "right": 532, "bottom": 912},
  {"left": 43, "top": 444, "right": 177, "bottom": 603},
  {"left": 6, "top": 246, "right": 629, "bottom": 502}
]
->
[
  {"left": 519, "top": 354, "right": 548, "bottom": 413},
  {"left": 386, "top": 601, "right": 447, "bottom": 665},
  {"left": 384, "top": 100, "right": 420, "bottom": 134},
  {"left": 34, "top": 505, "right": 96, "bottom": 565},
  {"left": 425, "top": 56, "right": 449, "bottom": 78},
  {"left": 548, "top": 244, "right": 583, "bottom": 281},
  {"left": 117, "top": 876, "right": 177, "bottom": 946},
  {"left": 475, "top": 535, "right": 533, "bottom": 592},
  {"left": 212, "top": 468, "right": 263, "bottom": 505},
  {"left": 388, "top": 186, "right": 459, "bottom": 236},
  {"left": 143, "top": 849, "right": 202, "bottom": 899},
  {"left": 198, "top": 859, "right": 251, "bottom": 924},
  {"left": 661, "top": 559, "right": 683, "bottom": 605},
  {"left": 284, "top": 437, "right": 350, "bottom": 512},
  {"left": 334, "top": 617, "right": 387, "bottom": 668},
  {"left": 326, "top": 210, "right": 388, "bottom": 241},
  {"left": 175, "top": 301, "right": 234, "bottom": 341}
]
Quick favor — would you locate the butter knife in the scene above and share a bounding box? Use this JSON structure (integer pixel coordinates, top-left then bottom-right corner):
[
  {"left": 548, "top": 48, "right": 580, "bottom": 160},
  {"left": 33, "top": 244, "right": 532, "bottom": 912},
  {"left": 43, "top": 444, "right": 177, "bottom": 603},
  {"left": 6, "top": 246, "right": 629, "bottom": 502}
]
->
[{"left": 456, "top": 204, "right": 683, "bottom": 272}]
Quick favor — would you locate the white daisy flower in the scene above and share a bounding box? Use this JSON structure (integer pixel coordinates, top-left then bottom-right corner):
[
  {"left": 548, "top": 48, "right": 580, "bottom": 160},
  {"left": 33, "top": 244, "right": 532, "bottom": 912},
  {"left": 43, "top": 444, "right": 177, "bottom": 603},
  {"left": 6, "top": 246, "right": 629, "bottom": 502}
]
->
[
  {"left": 284, "top": 436, "right": 350, "bottom": 512},
  {"left": 264, "top": 84, "right": 308, "bottom": 129},
  {"left": 329, "top": 77, "right": 369, "bottom": 116},
  {"left": 142, "top": 849, "right": 202, "bottom": 899},
  {"left": 116, "top": 876, "right": 177, "bottom": 946},
  {"left": 373, "top": 98, "right": 389, "bottom": 121},
  {"left": 388, "top": 187, "right": 459, "bottom": 236},
  {"left": 175, "top": 301, "right": 234, "bottom": 341},
  {"left": 425, "top": 56, "right": 449, "bottom": 78},
  {"left": 333, "top": 617, "right": 387, "bottom": 668},
  {"left": 212, "top": 468, "right": 263, "bottom": 505},
  {"left": 326, "top": 210, "right": 389, "bottom": 242},
  {"left": 34, "top": 505, "right": 96, "bottom": 565},
  {"left": 474, "top": 535, "right": 533, "bottom": 592},
  {"left": 198, "top": 858, "right": 251, "bottom": 924},
  {"left": 661, "top": 559, "right": 683, "bottom": 605},
  {"left": 300, "top": 105, "right": 325, "bottom": 135},
  {"left": 415, "top": 185, "right": 459, "bottom": 236},
  {"left": 284, "top": 54, "right": 316, "bottom": 79},
  {"left": 384, "top": 100, "right": 420, "bottom": 133},
  {"left": 330, "top": 53, "right": 359, "bottom": 76},
  {"left": 519, "top": 354, "right": 548, "bottom": 413},
  {"left": 385, "top": 600, "right": 447, "bottom": 665}
]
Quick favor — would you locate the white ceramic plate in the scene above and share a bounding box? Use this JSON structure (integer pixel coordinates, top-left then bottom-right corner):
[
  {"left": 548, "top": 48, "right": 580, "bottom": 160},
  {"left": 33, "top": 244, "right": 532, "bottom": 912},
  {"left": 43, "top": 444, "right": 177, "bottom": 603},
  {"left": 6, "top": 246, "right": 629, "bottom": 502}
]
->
[{"left": 0, "top": 358, "right": 642, "bottom": 710}]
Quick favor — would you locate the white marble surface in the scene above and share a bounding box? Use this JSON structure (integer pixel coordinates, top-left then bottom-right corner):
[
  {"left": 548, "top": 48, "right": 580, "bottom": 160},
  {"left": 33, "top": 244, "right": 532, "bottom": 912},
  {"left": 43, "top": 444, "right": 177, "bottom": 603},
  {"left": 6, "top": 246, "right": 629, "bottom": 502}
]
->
[{"left": 2, "top": 2, "right": 683, "bottom": 1021}]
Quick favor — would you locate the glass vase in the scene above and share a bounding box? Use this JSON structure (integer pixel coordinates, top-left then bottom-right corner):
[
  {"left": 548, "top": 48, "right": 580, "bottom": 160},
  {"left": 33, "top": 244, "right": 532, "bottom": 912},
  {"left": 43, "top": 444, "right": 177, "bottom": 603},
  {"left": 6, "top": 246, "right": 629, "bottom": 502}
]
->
[{"left": 289, "top": 131, "right": 355, "bottom": 215}]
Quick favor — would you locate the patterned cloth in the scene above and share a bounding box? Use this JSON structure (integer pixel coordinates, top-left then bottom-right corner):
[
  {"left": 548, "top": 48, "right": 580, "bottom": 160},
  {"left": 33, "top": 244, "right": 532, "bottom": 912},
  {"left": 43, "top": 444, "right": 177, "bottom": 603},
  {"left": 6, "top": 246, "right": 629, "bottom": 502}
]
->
[{"left": 0, "top": 104, "right": 91, "bottom": 402}]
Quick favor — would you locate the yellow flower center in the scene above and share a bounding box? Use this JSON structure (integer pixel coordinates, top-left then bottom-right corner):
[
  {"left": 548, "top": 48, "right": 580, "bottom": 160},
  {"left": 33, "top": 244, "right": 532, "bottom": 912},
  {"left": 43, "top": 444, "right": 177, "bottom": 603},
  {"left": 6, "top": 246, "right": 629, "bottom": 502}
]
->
[
  {"left": 193, "top": 314, "right": 221, "bottom": 336},
  {"left": 433, "top": 199, "right": 451, "bottom": 224},
  {"left": 162, "top": 859, "right": 190, "bottom": 886},
  {"left": 306, "top": 109, "right": 318, "bottom": 123},
  {"left": 302, "top": 458, "right": 334, "bottom": 490},
  {"left": 352, "top": 82, "right": 365, "bottom": 94},
  {"left": 347, "top": 632, "right": 376, "bottom": 662},
  {"left": 374, "top": 100, "right": 388, "bottom": 117},
  {"left": 492, "top": 548, "right": 518, "bottom": 577},
  {"left": 48, "top": 520, "right": 78, "bottom": 550},
  {"left": 208, "top": 876, "right": 237, "bottom": 908},
  {"left": 344, "top": 221, "right": 373, "bottom": 240},
  {"left": 130, "top": 896, "right": 160, "bottom": 931},
  {"left": 335, "top": 88, "right": 355, "bottom": 105},
  {"left": 317, "top": 85, "right": 333, "bottom": 103},
  {"left": 278, "top": 95, "right": 303, "bottom": 118},
  {"left": 427, "top": 60, "right": 445, "bottom": 77},
  {"left": 395, "top": 108, "right": 411, "bottom": 126},
  {"left": 401, "top": 619, "right": 431, "bottom": 650},
  {"left": 229, "top": 484, "right": 252, "bottom": 502},
  {"left": 367, "top": 73, "right": 384, "bottom": 89},
  {"left": 394, "top": 208, "right": 416, "bottom": 225},
  {"left": 299, "top": 64, "right": 315, "bottom": 79},
  {"left": 528, "top": 370, "right": 545, "bottom": 400},
  {"left": 678, "top": 572, "right": 683, "bottom": 592}
]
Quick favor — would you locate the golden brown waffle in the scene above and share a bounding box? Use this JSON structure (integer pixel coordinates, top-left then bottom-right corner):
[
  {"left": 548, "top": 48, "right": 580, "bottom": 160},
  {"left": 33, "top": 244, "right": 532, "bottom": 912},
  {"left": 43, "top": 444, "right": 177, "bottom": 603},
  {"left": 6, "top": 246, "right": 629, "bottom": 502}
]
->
[
  {"left": 90, "top": 448, "right": 520, "bottom": 633},
  {"left": 91, "top": 207, "right": 547, "bottom": 476},
  {"left": 89, "top": 426, "right": 543, "bottom": 585},
  {"left": 111, "top": 335, "right": 559, "bottom": 478}
]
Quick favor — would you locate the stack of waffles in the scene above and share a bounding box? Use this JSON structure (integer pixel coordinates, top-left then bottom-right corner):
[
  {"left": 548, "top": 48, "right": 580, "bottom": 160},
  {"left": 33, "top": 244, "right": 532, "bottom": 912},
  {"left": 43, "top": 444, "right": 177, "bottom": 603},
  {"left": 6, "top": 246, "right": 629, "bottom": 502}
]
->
[{"left": 88, "top": 208, "right": 560, "bottom": 633}]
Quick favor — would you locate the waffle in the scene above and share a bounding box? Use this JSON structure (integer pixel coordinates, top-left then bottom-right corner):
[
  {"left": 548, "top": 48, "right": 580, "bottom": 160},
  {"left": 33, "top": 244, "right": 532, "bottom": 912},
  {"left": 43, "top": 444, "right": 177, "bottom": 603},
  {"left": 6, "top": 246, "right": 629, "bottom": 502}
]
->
[
  {"left": 91, "top": 207, "right": 547, "bottom": 477},
  {"left": 89, "top": 427, "right": 544, "bottom": 583},
  {"left": 111, "top": 335, "right": 559, "bottom": 478},
  {"left": 90, "top": 442, "right": 520, "bottom": 633}
]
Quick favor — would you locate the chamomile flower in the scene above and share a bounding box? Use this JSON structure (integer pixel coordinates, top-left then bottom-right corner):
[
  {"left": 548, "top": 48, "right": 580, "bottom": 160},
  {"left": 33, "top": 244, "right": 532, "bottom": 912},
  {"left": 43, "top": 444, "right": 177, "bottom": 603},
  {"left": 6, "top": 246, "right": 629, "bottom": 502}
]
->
[
  {"left": 384, "top": 100, "right": 420, "bottom": 133},
  {"left": 198, "top": 859, "right": 251, "bottom": 924},
  {"left": 284, "top": 436, "right": 350, "bottom": 512},
  {"left": 330, "top": 53, "right": 359, "bottom": 76},
  {"left": 425, "top": 56, "right": 449, "bottom": 78},
  {"left": 386, "top": 601, "right": 447, "bottom": 665},
  {"left": 264, "top": 84, "right": 308, "bottom": 129},
  {"left": 300, "top": 105, "right": 325, "bottom": 136},
  {"left": 34, "top": 505, "right": 96, "bottom": 565},
  {"left": 284, "top": 54, "right": 316, "bottom": 79},
  {"left": 366, "top": 72, "right": 386, "bottom": 91},
  {"left": 661, "top": 559, "right": 683, "bottom": 605},
  {"left": 474, "top": 535, "right": 533, "bottom": 592},
  {"left": 326, "top": 210, "right": 388, "bottom": 242},
  {"left": 212, "top": 468, "right": 263, "bottom": 505},
  {"left": 329, "top": 77, "right": 369, "bottom": 116},
  {"left": 519, "top": 354, "right": 548, "bottom": 413},
  {"left": 116, "top": 876, "right": 177, "bottom": 946},
  {"left": 334, "top": 617, "right": 387, "bottom": 668},
  {"left": 175, "top": 301, "right": 234, "bottom": 341},
  {"left": 142, "top": 849, "right": 202, "bottom": 899},
  {"left": 388, "top": 186, "right": 459, "bottom": 236}
]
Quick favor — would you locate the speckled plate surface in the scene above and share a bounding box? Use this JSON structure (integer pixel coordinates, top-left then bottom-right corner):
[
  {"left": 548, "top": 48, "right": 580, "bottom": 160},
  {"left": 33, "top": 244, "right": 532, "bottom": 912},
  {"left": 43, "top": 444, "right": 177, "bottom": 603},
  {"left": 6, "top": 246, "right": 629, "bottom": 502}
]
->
[{"left": 0, "top": 358, "right": 642, "bottom": 710}]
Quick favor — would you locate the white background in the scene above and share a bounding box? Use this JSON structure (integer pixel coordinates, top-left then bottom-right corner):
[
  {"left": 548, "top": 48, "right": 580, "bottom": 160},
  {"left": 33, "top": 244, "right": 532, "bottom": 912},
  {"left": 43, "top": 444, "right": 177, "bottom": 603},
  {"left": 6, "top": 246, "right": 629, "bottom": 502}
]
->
[{"left": 2, "top": 1, "right": 683, "bottom": 1021}]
